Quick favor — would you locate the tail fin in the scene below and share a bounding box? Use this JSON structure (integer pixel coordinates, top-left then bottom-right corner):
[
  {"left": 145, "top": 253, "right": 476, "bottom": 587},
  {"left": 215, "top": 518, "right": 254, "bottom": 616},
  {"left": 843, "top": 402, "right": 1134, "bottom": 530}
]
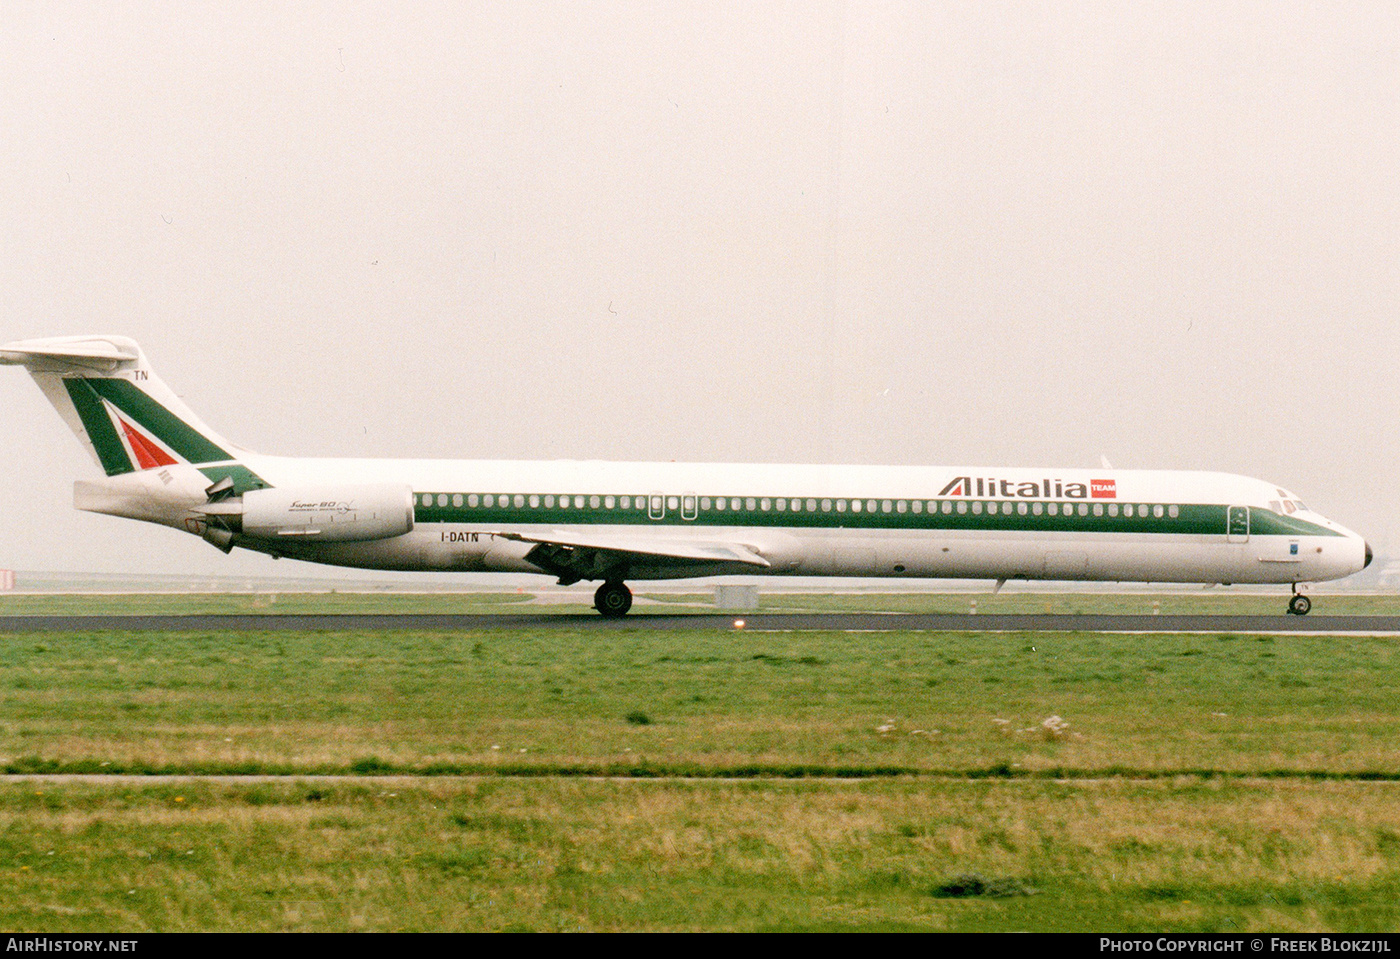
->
[{"left": 1, "top": 335, "right": 265, "bottom": 492}]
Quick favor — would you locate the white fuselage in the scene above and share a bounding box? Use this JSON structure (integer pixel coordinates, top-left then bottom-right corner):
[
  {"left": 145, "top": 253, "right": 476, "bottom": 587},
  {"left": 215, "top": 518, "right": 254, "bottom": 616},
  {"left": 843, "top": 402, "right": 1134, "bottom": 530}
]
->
[{"left": 78, "top": 452, "right": 1370, "bottom": 587}]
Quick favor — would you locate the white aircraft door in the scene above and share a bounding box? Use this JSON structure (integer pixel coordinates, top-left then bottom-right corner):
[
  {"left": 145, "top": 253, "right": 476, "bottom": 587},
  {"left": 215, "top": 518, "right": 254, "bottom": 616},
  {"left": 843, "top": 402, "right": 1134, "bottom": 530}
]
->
[{"left": 1227, "top": 506, "right": 1250, "bottom": 544}]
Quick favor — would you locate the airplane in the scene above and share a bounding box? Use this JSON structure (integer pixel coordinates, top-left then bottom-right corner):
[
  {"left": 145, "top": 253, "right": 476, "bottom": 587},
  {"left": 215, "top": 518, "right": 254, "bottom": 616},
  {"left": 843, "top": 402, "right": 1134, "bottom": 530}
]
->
[{"left": 1, "top": 334, "right": 1371, "bottom": 617}]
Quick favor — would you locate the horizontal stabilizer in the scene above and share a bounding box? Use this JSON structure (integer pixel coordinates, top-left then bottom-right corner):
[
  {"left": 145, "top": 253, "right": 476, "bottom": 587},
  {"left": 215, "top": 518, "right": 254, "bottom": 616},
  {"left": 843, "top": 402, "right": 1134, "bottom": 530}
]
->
[{"left": 0, "top": 336, "right": 140, "bottom": 372}]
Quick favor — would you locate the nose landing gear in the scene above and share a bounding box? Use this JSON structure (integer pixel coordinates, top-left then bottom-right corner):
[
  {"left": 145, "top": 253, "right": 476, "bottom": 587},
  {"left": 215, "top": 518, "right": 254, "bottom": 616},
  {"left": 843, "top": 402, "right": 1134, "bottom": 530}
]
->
[
  {"left": 1287, "top": 588, "right": 1311, "bottom": 616},
  {"left": 594, "top": 581, "right": 633, "bottom": 618}
]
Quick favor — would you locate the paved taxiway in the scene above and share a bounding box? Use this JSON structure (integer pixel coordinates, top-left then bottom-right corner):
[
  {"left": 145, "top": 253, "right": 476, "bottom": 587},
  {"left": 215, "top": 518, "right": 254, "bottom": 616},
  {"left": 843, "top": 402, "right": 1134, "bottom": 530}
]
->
[{"left": 1, "top": 613, "right": 1399, "bottom": 632}]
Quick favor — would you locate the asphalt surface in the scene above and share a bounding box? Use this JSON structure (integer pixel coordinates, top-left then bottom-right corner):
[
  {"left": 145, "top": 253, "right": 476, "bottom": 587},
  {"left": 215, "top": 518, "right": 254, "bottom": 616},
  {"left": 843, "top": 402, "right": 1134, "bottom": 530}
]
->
[{"left": 2, "top": 612, "right": 1399, "bottom": 632}]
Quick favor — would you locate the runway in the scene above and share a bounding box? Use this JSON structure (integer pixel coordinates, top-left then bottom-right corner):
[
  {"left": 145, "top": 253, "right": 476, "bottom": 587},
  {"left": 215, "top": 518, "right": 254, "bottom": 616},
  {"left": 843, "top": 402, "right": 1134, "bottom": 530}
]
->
[{"left": 2, "top": 612, "right": 1400, "bottom": 633}]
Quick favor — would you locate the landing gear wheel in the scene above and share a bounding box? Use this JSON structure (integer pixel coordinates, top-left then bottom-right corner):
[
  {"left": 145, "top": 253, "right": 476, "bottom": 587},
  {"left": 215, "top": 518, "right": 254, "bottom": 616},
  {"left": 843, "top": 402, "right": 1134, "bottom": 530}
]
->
[
  {"left": 1288, "top": 594, "right": 1311, "bottom": 616},
  {"left": 594, "top": 581, "right": 633, "bottom": 618}
]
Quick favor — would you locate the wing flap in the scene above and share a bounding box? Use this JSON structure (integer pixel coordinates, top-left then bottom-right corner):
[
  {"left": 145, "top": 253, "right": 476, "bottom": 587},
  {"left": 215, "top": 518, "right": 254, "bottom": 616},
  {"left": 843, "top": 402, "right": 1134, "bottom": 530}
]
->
[{"left": 496, "top": 529, "right": 769, "bottom": 584}]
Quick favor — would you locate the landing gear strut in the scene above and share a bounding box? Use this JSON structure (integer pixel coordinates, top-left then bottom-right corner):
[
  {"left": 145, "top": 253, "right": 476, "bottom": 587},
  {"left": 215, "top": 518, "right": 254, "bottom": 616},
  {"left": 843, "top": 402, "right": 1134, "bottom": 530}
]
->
[
  {"left": 594, "top": 581, "right": 633, "bottom": 618},
  {"left": 1287, "top": 589, "right": 1311, "bottom": 616}
]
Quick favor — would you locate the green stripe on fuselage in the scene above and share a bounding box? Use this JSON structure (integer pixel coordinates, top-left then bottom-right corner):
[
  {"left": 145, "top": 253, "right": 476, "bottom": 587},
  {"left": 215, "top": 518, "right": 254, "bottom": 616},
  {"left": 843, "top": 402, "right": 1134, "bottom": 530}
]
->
[
  {"left": 412, "top": 494, "right": 1341, "bottom": 537},
  {"left": 1249, "top": 510, "right": 1338, "bottom": 537},
  {"left": 197, "top": 464, "right": 271, "bottom": 496}
]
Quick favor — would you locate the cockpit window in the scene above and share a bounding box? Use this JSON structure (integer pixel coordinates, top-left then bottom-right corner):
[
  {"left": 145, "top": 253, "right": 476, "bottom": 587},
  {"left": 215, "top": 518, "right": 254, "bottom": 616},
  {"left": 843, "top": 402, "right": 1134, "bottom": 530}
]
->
[
  {"left": 1269, "top": 500, "right": 1283, "bottom": 514},
  {"left": 1293, "top": 501, "right": 1307, "bottom": 512}
]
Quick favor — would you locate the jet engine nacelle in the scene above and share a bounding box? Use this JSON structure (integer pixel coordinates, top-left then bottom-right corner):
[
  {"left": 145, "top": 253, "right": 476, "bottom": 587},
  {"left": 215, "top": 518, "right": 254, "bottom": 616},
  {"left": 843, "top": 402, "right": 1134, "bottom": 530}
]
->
[{"left": 238, "top": 484, "right": 416, "bottom": 542}]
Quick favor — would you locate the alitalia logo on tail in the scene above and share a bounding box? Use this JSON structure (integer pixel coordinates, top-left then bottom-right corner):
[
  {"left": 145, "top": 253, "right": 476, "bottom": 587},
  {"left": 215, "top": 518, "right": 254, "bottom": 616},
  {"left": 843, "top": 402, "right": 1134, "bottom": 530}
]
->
[
  {"left": 113, "top": 411, "right": 179, "bottom": 470},
  {"left": 62, "top": 376, "right": 233, "bottom": 476},
  {"left": 938, "top": 476, "right": 1117, "bottom": 499}
]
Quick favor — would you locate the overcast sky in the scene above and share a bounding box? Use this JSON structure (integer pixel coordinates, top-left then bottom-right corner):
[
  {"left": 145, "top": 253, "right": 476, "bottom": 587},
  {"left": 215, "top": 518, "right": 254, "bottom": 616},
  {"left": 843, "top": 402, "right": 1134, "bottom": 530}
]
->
[{"left": 1, "top": 2, "right": 1396, "bottom": 578}]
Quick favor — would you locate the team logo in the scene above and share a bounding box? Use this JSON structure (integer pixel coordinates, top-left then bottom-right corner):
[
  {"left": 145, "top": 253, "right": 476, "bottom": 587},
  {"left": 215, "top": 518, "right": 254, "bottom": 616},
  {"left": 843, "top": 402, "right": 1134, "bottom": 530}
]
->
[{"left": 1090, "top": 479, "right": 1117, "bottom": 499}]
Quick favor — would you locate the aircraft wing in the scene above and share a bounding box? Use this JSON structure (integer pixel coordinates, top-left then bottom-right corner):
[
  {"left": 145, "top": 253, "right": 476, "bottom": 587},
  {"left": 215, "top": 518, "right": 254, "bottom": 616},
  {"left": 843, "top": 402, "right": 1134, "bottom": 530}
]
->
[{"left": 496, "top": 529, "right": 770, "bottom": 585}]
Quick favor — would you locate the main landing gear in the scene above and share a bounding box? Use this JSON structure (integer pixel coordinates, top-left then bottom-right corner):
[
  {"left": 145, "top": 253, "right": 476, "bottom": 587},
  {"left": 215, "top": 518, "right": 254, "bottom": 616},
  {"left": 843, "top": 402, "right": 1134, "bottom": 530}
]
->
[
  {"left": 594, "top": 581, "right": 633, "bottom": 618},
  {"left": 1287, "top": 587, "right": 1311, "bottom": 616}
]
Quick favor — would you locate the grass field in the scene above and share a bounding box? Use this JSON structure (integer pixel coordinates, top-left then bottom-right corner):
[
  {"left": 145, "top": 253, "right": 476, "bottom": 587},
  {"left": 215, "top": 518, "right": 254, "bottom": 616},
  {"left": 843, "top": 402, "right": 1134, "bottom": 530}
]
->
[
  {"left": 4, "top": 778, "right": 1399, "bottom": 932},
  {"left": 1, "top": 596, "right": 1399, "bottom": 931}
]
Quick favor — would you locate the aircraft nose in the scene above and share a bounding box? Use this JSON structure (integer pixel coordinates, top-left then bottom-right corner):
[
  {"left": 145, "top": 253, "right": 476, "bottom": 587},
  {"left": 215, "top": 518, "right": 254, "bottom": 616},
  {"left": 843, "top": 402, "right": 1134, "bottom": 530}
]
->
[{"left": 1365, "top": 541, "right": 1373, "bottom": 568}]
